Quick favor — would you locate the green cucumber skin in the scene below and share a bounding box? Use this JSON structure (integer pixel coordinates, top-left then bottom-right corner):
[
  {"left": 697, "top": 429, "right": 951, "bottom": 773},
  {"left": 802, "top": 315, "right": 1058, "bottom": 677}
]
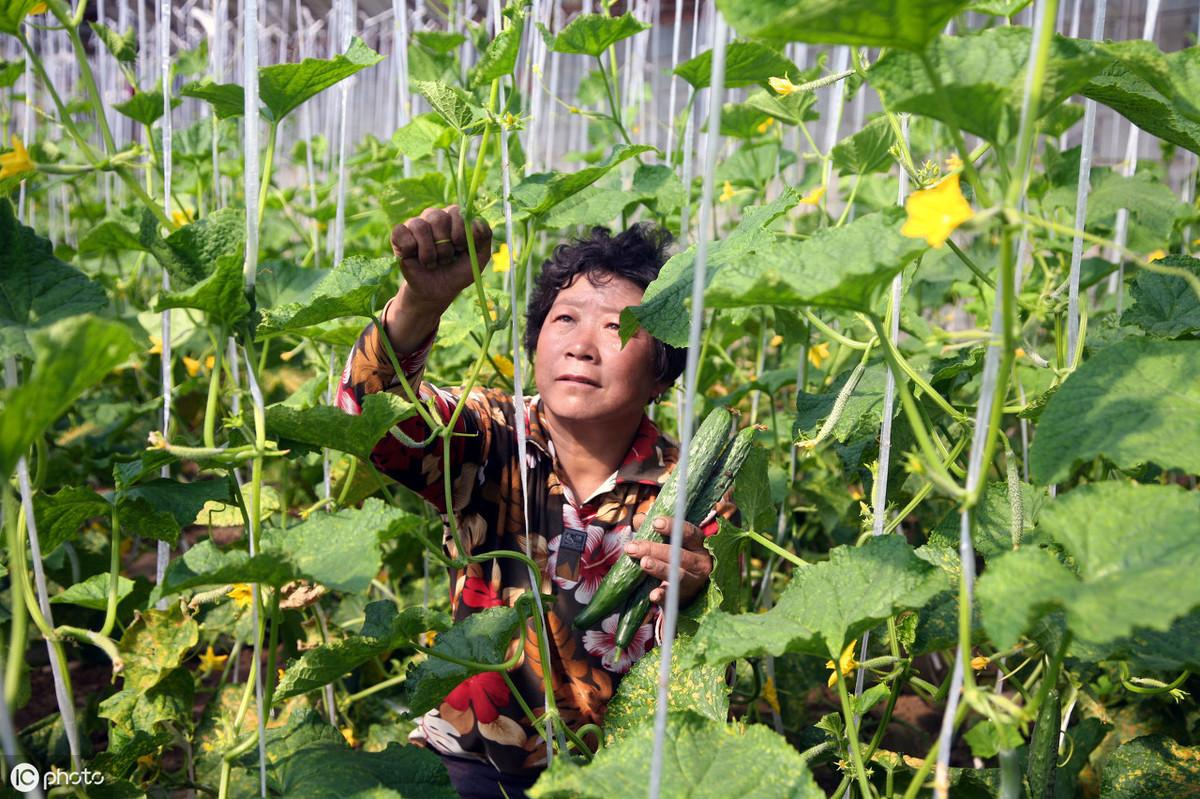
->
[
  {"left": 611, "top": 427, "right": 759, "bottom": 649},
  {"left": 614, "top": 579, "right": 656, "bottom": 651},
  {"left": 573, "top": 408, "right": 734, "bottom": 630},
  {"left": 1026, "top": 686, "right": 1061, "bottom": 799}
]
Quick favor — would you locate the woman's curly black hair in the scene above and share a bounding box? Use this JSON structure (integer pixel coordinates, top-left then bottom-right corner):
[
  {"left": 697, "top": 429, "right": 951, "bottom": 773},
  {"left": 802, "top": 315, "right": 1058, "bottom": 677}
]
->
[{"left": 523, "top": 223, "right": 687, "bottom": 389}]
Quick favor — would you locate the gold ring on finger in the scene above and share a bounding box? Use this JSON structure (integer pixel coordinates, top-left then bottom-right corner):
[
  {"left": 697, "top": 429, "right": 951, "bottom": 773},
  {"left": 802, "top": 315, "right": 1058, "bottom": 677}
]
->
[{"left": 434, "top": 238, "right": 452, "bottom": 245}]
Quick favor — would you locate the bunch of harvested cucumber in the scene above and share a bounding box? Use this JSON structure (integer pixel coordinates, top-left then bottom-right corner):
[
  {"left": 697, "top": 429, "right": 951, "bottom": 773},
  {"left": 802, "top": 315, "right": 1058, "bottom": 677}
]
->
[{"left": 573, "top": 406, "right": 757, "bottom": 656}]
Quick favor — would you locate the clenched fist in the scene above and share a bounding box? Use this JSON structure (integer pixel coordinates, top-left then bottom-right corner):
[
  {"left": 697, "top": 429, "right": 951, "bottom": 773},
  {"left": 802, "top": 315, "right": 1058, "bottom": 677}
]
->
[{"left": 391, "top": 205, "right": 493, "bottom": 311}]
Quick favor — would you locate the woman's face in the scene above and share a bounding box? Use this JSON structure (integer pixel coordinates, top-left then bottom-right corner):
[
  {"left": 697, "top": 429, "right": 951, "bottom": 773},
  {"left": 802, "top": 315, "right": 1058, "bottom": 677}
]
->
[{"left": 534, "top": 272, "right": 667, "bottom": 428}]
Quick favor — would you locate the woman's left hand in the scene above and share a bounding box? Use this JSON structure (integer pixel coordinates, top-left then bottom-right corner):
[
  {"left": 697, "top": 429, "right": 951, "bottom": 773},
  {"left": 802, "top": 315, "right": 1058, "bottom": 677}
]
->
[{"left": 626, "top": 514, "right": 714, "bottom": 607}]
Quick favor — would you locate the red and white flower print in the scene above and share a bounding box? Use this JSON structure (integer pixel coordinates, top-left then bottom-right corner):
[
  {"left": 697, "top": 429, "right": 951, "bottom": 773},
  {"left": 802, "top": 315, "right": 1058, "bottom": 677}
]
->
[
  {"left": 546, "top": 505, "right": 624, "bottom": 603},
  {"left": 445, "top": 671, "right": 510, "bottom": 725},
  {"left": 581, "top": 611, "right": 654, "bottom": 674},
  {"left": 461, "top": 575, "right": 502, "bottom": 609}
]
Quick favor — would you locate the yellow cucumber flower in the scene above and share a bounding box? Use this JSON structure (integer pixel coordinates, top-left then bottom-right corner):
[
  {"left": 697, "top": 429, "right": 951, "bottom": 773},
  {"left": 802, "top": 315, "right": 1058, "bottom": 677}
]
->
[
  {"left": 900, "top": 172, "right": 974, "bottom": 248},
  {"left": 492, "top": 242, "right": 511, "bottom": 273},
  {"left": 807, "top": 341, "right": 830, "bottom": 369},
  {"left": 799, "top": 185, "right": 826, "bottom": 206},
  {"left": 769, "top": 334, "right": 783, "bottom": 348},
  {"left": 182, "top": 356, "right": 202, "bottom": 377},
  {"left": 756, "top": 117, "right": 775, "bottom": 134},
  {"left": 0, "top": 135, "right": 35, "bottom": 180},
  {"left": 197, "top": 645, "right": 229, "bottom": 676},
  {"left": 826, "top": 640, "right": 858, "bottom": 687},
  {"left": 227, "top": 583, "right": 254, "bottom": 610},
  {"left": 1146, "top": 249, "right": 1167, "bottom": 262},
  {"left": 970, "top": 655, "right": 990, "bottom": 671},
  {"left": 493, "top": 354, "right": 515, "bottom": 378},
  {"left": 28, "top": 2, "right": 49, "bottom": 15},
  {"left": 719, "top": 180, "right": 736, "bottom": 203},
  {"left": 768, "top": 75, "right": 798, "bottom": 96}
]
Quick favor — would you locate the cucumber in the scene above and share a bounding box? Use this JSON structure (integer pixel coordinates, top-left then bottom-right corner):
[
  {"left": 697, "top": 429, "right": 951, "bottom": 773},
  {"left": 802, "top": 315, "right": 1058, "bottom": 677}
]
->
[
  {"left": 573, "top": 407, "right": 735, "bottom": 630},
  {"left": 611, "top": 425, "right": 758, "bottom": 652},
  {"left": 1026, "top": 686, "right": 1061, "bottom": 799}
]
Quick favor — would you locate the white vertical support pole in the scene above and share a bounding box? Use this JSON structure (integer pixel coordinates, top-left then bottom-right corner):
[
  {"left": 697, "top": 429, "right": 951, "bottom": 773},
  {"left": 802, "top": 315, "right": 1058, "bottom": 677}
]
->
[
  {"left": 820, "top": 47, "right": 851, "bottom": 206},
  {"left": 1107, "top": 0, "right": 1162, "bottom": 311},
  {"left": 394, "top": 0, "right": 412, "bottom": 176},
  {"left": 1067, "top": 0, "right": 1107, "bottom": 365},
  {"left": 649, "top": 11, "right": 726, "bottom": 799}
]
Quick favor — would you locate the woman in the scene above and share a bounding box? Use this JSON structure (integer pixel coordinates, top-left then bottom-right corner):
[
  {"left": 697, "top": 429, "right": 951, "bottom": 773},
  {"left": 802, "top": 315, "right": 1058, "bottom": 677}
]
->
[{"left": 336, "top": 205, "right": 715, "bottom": 798}]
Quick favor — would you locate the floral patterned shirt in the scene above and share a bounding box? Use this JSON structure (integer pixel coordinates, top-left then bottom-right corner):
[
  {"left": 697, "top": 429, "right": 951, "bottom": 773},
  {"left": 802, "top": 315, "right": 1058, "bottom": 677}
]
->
[{"left": 335, "top": 311, "right": 683, "bottom": 775}]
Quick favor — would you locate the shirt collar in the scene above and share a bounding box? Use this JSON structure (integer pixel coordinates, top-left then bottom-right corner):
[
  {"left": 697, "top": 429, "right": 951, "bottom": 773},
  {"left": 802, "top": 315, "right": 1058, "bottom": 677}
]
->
[{"left": 525, "top": 396, "right": 678, "bottom": 496}]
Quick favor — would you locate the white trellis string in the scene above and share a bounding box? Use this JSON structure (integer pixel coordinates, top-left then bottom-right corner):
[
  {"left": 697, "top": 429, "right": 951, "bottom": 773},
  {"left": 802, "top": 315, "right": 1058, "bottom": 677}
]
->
[
  {"left": 648, "top": 11, "right": 726, "bottom": 799},
  {"left": 240, "top": 347, "right": 269, "bottom": 798},
  {"left": 934, "top": 3, "right": 1053, "bottom": 794},
  {"left": 1107, "top": 0, "right": 1162, "bottom": 312},
  {"left": 491, "top": 0, "right": 556, "bottom": 764},
  {"left": 663, "top": 0, "right": 684, "bottom": 164},
  {"left": 675, "top": 0, "right": 707, "bottom": 244},
  {"left": 820, "top": 46, "right": 851, "bottom": 204},
  {"left": 1067, "top": 0, "right": 1107, "bottom": 364},
  {"left": 393, "top": 0, "right": 412, "bottom": 176},
  {"left": 156, "top": 0, "right": 175, "bottom": 611},
  {"left": 849, "top": 117, "right": 911, "bottom": 734},
  {"left": 4, "top": 358, "right": 82, "bottom": 771}
]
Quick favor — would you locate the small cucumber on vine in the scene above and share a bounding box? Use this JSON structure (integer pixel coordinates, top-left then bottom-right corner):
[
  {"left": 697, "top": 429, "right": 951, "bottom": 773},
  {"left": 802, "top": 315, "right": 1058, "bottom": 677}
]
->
[
  {"left": 573, "top": 407, "right": 735, "bottom": 630},
  {"left": 1026, "top": 686, "right": 1061, "bottom": 799}
]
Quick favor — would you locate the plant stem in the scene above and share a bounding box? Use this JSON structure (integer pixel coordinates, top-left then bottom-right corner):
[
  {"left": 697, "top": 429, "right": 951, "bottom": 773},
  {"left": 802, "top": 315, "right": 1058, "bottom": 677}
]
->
[
  {"left": 99, "top": 503, "right": 121, "bottom": 638},
  {"left": 257, "top": 122, "right": 278, "bottom": 230},
  {"left": 835, "top": 667, "right": 875, "bottom": 799},
  {"left": 743, "top": 529, "right": 807, "bottom": 570},
  {"left": 204, "top": 330, "right": 226, "bottom": 449}
]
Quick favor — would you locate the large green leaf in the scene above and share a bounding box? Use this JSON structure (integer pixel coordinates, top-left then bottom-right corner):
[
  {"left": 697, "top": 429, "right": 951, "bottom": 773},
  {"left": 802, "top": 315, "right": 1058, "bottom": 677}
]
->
[
  {"left": 1084, "top": 42, "right": 1200, "bottom": 155},
  {"left": 471, "top": 8, "right": 524, "bottom": 87},
  {"left": 0, "top": 315, "right": 141, "bottom": 477},
  {"left": 831, "top": 115, "right": 897, "bottom": 175},
  {"left": 391, "top": 113, "right": 454, "bottom": 159},
  {"left": 100, "top": 668, "right": 193, "bottom": 752},
  {"left": 686, "top": 535, "right": 944, "bottom": 666},
  {"left": 1122, "top": 255, "right": 1200, "bottom": 338},
  {"left": 530, "top": 711, "right": 824, "bottom": 799},
  {"left": 144, "top": 207, "right": 246, "bottom": 287},
  {"left": 179, "top": 78, "right": 246, "bottom": 120},
  {"left": 117, "top": 478, "right": 232, "bottom": 545},
  {"left": 623, "top": 191, "right": 800, "bottom": 348},
  {"left": 33, "top": 485, "right": 112, "bottom": 554},
  {"left": 674, "top": 41, "right": 799, "bottom": 90},
  {"left": 403, "top": 605, "right": 524, "bottom": 717},
  {"left": 275, "top": 601, "right": 450, "bottom": 702},
  {"left": 0, "top": 59, "right": 24, "bottom": 88},
  {"left": 546, "top": 12, "right": 649, "bottom": 57},
  {"left": 977, "top": 482, "right": 1200, "bottom": 650},
  {"left": 154, "top": 253, "right": 250, "bottom": 329},
  {"left": 380, "top": 173, "right": 449, "bottom": 223},
  {"left": 89, "top": 22, "right": 137, "bottom": 63},
  {"left": 117, "top": 604, "right": 200, "bottom": 693},
  {"left": 0, "top": 0, "right": 42, "bottom": 35},
  {"left": 603, "top": 637, "right": 728, "bottom": 745},
  {"left": 233, "top": 708, "right": 456, "bottom": 798},
  {"left": 716, "top": 0, "right": 970, "bottom": 51},
  {"left": 77, "top": 216, "right": 148, "bottom": 256},
  {"left": 413, "top": 80, "right": 484, "bottom": 133},
  {"left": 260, "top": 37, "right": 383, "bottom": 122},
  {"left": 266, "top": 391, "right": 415, "bottom": 461},
  {"left": 160, "top": 499, "right": 410, "bottom": 595},
  {"left": 1100, "top": 735, "right": 1200, "bottom": 799},
  {"left": 1084, "top": 170, "right": 1191, "bottom": 252},
  {"left": 510, "top": 144, "right": 655, "bottom": 217},
  {"left": 869, "top": 27, "right": 1108, "bottom": 143},
  {"left": 51, "top": 573, "right": 136, "bottom": 611},
  {"left": 0, "top": 199, "right": 108, "bottom": 359},
  {"left": 113, "top": 87, "right": 180, "bottom": 126},
  {"left": 704, "top": 207, "right": 927, "bottom": 313},
  {"left": 1028, "top": 339, "right": 1200, "bottom": 484},
  {"left": 256, "top": 256, "right": 392, "bottom": 338}
]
